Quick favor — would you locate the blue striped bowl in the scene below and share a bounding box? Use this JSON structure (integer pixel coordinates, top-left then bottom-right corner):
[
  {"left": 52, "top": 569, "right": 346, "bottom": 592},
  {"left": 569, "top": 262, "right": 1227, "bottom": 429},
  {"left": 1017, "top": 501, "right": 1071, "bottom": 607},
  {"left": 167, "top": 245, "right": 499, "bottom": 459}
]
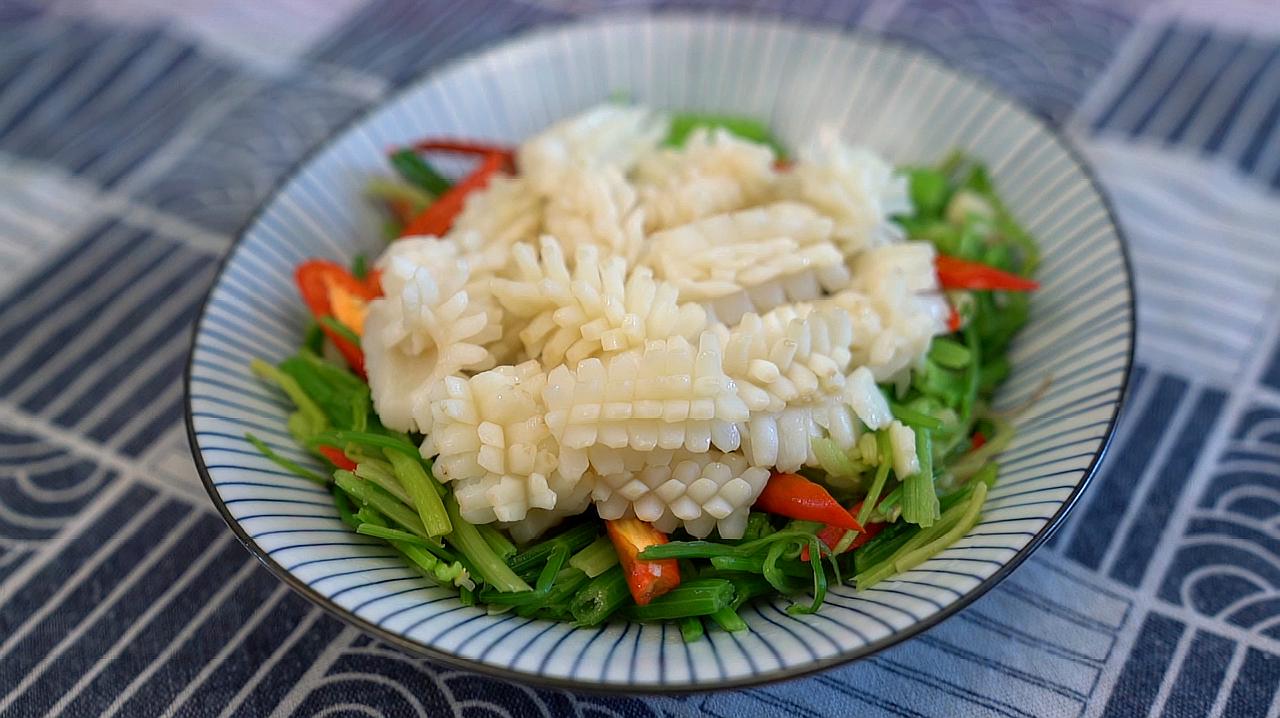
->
[{"left": 186, "top": 14, "right": 1135, "bottom": 691}]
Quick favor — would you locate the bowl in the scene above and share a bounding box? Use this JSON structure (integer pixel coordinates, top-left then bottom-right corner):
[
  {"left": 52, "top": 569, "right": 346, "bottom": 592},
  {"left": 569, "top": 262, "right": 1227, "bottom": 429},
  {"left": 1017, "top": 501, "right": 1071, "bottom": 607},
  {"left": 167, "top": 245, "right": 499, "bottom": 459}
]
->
[{"left": 185, "top": 13, "right": 1135, "bottom": 692}]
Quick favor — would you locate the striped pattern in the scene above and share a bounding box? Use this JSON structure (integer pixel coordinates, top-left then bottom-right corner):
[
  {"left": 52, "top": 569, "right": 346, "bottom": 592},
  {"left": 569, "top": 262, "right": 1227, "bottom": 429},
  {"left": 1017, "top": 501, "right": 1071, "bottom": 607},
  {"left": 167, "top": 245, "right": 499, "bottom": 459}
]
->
[
  {"left": 1083, "top": 22, "right": 1280, "bottom": 189},
  {"left": 189, "top": 15, "right": 1134, "bottom": 689},
  {"left": 135, "top": 74, "right": 371, "bottom": 233},
  {"left": 881, "top": 0, "right": 1133, "bottom": 122},
  {"left": 0, "top": 218, "right": 220, "bottom": 457},
  {"left": 0, "top": 157, "right": 102, "bottom": 294},
  {"left": 696, "top": 556, "right": 1133, "bottom": 717},
  {"left": 0, "top": 14, "right": 234, "bottom": 186}
]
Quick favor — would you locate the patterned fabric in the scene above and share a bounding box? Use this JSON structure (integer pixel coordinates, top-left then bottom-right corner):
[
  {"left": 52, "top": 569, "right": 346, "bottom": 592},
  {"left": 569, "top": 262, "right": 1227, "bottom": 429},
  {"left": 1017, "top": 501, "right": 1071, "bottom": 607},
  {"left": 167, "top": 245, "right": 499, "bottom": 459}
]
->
[{"left": 0, "top": 0, "right": 1277, "bottom": 715}]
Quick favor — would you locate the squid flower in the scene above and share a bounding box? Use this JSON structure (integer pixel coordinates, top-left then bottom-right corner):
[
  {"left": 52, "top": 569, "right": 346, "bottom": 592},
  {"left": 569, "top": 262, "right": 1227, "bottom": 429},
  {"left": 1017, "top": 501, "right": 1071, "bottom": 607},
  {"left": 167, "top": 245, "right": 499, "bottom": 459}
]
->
[
  {"left": 543, "top": 332, "right": 750, "bottom": 482},
  {"left": 592, "top": 450, "right": 770, "bottom": 539},
  {"left": 363, "top": 239, "right": 496, "bottom": 433},
  {"left": 491, "top": 236, "right": 707, "bottom": 366},
  {"left": 421, "top": 361, "right": 583, "bottom": 525},
  {"left": 635, "top": 127, "right": 778, "bottom": 231},
  {"left": 517, "top": 103, "right": 668, "bottom": 197},
  {"left": 644, "top": 202, "right": 851, "bottom": 325}
]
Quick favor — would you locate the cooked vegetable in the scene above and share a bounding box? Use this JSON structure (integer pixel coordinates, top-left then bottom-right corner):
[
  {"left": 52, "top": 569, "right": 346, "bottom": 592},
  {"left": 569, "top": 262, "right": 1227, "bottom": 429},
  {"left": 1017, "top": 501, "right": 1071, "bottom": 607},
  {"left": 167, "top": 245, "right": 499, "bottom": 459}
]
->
[
  {"left": 935, "top": 255, "right": 1040, "bottom": 292},
  {"left": 402, "top": 151, "right": 506, "bottom": 237},
  {"left": 607, "top": 517, "right": 681, "bottom": 606},
  {"left": 245, "top": 110, "right": 1042, "bottom": 637},
  {"left": 755, "top": 472, "right": 860, "bottom": 530},
  {"left": 294, "top": 260, "right": 381, "bottom": 374}
]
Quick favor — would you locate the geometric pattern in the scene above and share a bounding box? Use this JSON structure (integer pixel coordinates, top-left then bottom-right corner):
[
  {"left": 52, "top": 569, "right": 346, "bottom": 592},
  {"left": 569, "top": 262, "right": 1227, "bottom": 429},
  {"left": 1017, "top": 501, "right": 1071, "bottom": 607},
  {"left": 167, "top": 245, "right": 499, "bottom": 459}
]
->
[{"left": 1, "top": 0, "right": 1279, "bottom": 715}]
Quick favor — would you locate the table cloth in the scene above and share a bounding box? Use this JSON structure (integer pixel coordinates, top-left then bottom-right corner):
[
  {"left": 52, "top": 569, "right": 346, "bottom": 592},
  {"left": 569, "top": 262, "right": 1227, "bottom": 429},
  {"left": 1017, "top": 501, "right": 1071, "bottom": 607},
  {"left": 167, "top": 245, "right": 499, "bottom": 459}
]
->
[{"left": 1, "top": 1, "right": 1278, "bottom": 715}]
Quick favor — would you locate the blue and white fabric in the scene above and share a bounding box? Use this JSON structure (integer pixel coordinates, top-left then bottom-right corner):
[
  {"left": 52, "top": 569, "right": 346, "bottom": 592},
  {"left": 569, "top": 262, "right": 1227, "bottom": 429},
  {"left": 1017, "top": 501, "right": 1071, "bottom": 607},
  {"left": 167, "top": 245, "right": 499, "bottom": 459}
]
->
[{"left": 1, "top": 0, "right": 1279, "bottom": 715}]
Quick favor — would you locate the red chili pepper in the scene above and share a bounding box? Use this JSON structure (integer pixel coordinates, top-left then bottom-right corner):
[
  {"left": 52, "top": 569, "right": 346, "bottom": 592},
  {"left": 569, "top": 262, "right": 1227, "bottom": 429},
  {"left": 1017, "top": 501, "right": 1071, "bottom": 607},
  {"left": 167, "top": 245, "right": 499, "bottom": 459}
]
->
[
  {"left": 946, "top": 304, "right": 963, "bottom": 333},
  {"left": 755, "top": 472, "right": 861, "bottom": 530},
  {"left": 401, "top": 152, "right": 506, "bottom": 238},
  {"left": 407, "top": 139, "right": 516, "bottom": 167},
  {"left": 773, "top": 157, "right": 793, "bottom": 171},
  {"left": 935, "top": 255, "right": 1040, "bottom": 291},
  {"left": 317, "top": 444, "right": 358, "bottom": 471},
  {"left": 606, "top": 517, "right": 681, "bottom": 606},
  {"left": 971, "top": 431, "right": 987, "bottom": 450},
  {"left": 800, "top": 501, "right": 885, "bottom": 561},
  {"left": 295, "top": 260, "right": 382, "bottom": 375}
]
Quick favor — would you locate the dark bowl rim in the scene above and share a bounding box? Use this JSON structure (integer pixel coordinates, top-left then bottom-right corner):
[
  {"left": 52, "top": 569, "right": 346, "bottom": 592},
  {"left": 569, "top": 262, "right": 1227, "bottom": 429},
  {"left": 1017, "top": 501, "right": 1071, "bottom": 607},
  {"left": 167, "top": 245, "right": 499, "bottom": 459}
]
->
[{"left": 183, "top": 11, "right": 1138, "bottom": 696}]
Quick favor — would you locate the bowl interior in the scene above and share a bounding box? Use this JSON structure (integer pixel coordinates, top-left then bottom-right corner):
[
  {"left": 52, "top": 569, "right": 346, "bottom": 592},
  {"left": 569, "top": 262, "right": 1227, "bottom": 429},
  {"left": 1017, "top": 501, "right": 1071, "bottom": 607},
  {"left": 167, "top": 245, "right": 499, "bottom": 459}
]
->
[{"left": 187, "top": 14, "right": 1133, "bottom": 690}]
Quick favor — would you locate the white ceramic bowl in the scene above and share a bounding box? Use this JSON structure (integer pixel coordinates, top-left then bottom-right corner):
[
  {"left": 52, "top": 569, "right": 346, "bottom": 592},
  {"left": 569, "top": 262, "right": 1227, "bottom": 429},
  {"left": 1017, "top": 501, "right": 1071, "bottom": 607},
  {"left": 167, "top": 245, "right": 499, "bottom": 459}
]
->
[{"left": 186, "top": 13, "right": 1135, "bottom": 692}]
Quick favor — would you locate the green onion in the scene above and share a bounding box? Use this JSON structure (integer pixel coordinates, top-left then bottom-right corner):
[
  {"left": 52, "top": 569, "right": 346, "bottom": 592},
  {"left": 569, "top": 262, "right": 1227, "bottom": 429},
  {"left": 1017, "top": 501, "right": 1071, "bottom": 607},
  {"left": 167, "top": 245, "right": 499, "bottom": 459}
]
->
[
  {"left": 625, "top": 578, "right": 735, "bottom": 621},
  {"left": 737, "top": 512, "right": 775, "bottom": 542},
  {"left": 317, "top": 316, "right": 361, "bottom": 346},
  {"left": 309, "top": 430, "right": 419, "bottom": 460},
  {"left": 506, "top": 522, "right": 598, "bottom": 577},
  {"left": 709, "top": 606, "right": 748, "bottom": 633},
  {"left": 357, "top": 523, "right": 437, "bottom": 547},
  {"left": 889, "top": 402, "right": 944, "bottom": 430},
  {"left": 665, "top": 113, "right": 787, "bottom": 157},
  {"left": 244, "top": 433, "right": 326, "bottom": 484},
  {"left": 353, "top": 460, "right": 410, "bottom": 505},
  {"left": 680, "top": 617, "right": 705, "bottom": 642},
  {"left": 900, "top": 429, "right": 939, "bottom": 528},
  {"left": 895, "top": 482, "right": 988, "bottom": 574},
  {"left": 333, "top": 486, "right": 360, "bottom": 529},
  {"left": 389, "top": 149, "right": 451, "bottom": 196},
  {"left": 856, "top": 483, "right": 981, "bottom": 589},
  {"left": 811, "top": 436, "right": 859, "bottom": 477},
  {"left": 929, "top": 338, "right": 972, "bottom": 368},
  {"left": 386, "top": 451, "right": 451, "bottom": 537},
  {"left": 277, "top": 351, "right": 370, "bottom": 430},
  {"left": 951, "top": 418, "right": 1013, "bottom": 480},
  {"left": 480, "top": 544, "right": 569, "bottom": 605},
  {"left": 907, "top": 168, "right": 952, "bottom": 218},
  {"left": 367, "top": 176, "right": 434, "bottom": 211},
  {"left": 858, "top": 431, "right": 895, "bottom": 526},
  {"left": 569, "top": 536, "right": 619, "bottom": 577},
  {"left": 478, "top": 524, "right": 517, "bottom": 561},
  {"left": 335, "top": 471, "right": 430, "bottom": 539},
  {"left": 250, "top": 358, "right": 327, "bottom": 436},
  {"left": 639, "top": 529, "right": 818, "bottom": 561},
  {"left": 570, "top": 565, "right": 631, "bottom": 626},
  {"left": 516, "top": 568, "right": 589, "bottom": 617},
  {"left": 442, "top": 493, "right": 530, "bottom": 593},
  {"left": 395, "top": 540, "right": 472, "bottom": 590}
]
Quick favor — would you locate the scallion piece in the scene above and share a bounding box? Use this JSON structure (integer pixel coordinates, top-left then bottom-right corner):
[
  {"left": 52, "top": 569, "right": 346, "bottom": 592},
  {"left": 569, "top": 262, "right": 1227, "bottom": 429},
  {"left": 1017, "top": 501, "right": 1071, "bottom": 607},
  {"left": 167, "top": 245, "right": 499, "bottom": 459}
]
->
[
  {"left": 478, "top": 524, "right": 517, "bottom": 561},
  {"left": 389, "top": 149, "right": 451, "bottom": 196},
  {"left": 570, "top": 565, "right": 631, "bottom": 626},
  {"left": 386, "top": 450, "right": 451, "bottom": 537},
  {"left": 625, "top": 578, "right": 735, "bottom": 621},
  {"left": 900, "top": 428, "right": 939, "bottom": 527},
  {"left": 356, "top": 523, "right": 436, "bottom": 547},
  {"left": 709, "top": 606, "right": 748, "bottom": 633},
  {"left": 309, "top": 430, "right": 419, "bottom": 460},
  {"left": 353, "top": 460, "right": 410, "bottom": 505},
  {"left": 250, "top": 358, "right": 326, "bottom": 436},
  {"left": 335, "top": 471, "right": 429, "bottom": 539},
  {"left": 245, "top": 433, "right": 326, "bottom": 484},
  {"left": 443, "top": 493, "right": 530, "bottom": 593},
  {"left": 680, "top": 617, "right": 705, "bottom": 642},
  {"left": 506, "top": 522, "right": 598, "bottom": 576},
  {"left": 858, "top": 431, "right": 894, "bottom": 526},
  {"left": 569, "top": 536, "right": 619, "bottom": 577},
  {"left": 888, "top": 402, "right": 945, "bottom": 430}
]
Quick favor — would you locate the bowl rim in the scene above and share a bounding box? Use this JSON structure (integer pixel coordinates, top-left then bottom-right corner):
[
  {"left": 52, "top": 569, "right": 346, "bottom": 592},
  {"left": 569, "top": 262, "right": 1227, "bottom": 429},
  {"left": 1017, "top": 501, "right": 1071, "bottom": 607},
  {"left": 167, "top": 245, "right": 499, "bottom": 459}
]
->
[{"left": 183, "top": 11, "right": 1138, "bottom": 694}]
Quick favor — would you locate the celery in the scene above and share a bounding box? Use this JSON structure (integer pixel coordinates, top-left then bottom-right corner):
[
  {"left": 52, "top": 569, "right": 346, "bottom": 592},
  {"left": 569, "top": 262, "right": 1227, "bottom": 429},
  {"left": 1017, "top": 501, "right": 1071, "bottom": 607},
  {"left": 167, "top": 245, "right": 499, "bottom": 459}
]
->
[
  {"left": 443, "top": 493, "right": 530, "bottom": 593},
  {"left": 386, "top": 450, "right": 451, "bottom": 537},
  {"left": 569, "top": 536, "right": 619, "bottom": 577},
  {"left": 244, "top": 433, "right": 326, "bottom": 485}
]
